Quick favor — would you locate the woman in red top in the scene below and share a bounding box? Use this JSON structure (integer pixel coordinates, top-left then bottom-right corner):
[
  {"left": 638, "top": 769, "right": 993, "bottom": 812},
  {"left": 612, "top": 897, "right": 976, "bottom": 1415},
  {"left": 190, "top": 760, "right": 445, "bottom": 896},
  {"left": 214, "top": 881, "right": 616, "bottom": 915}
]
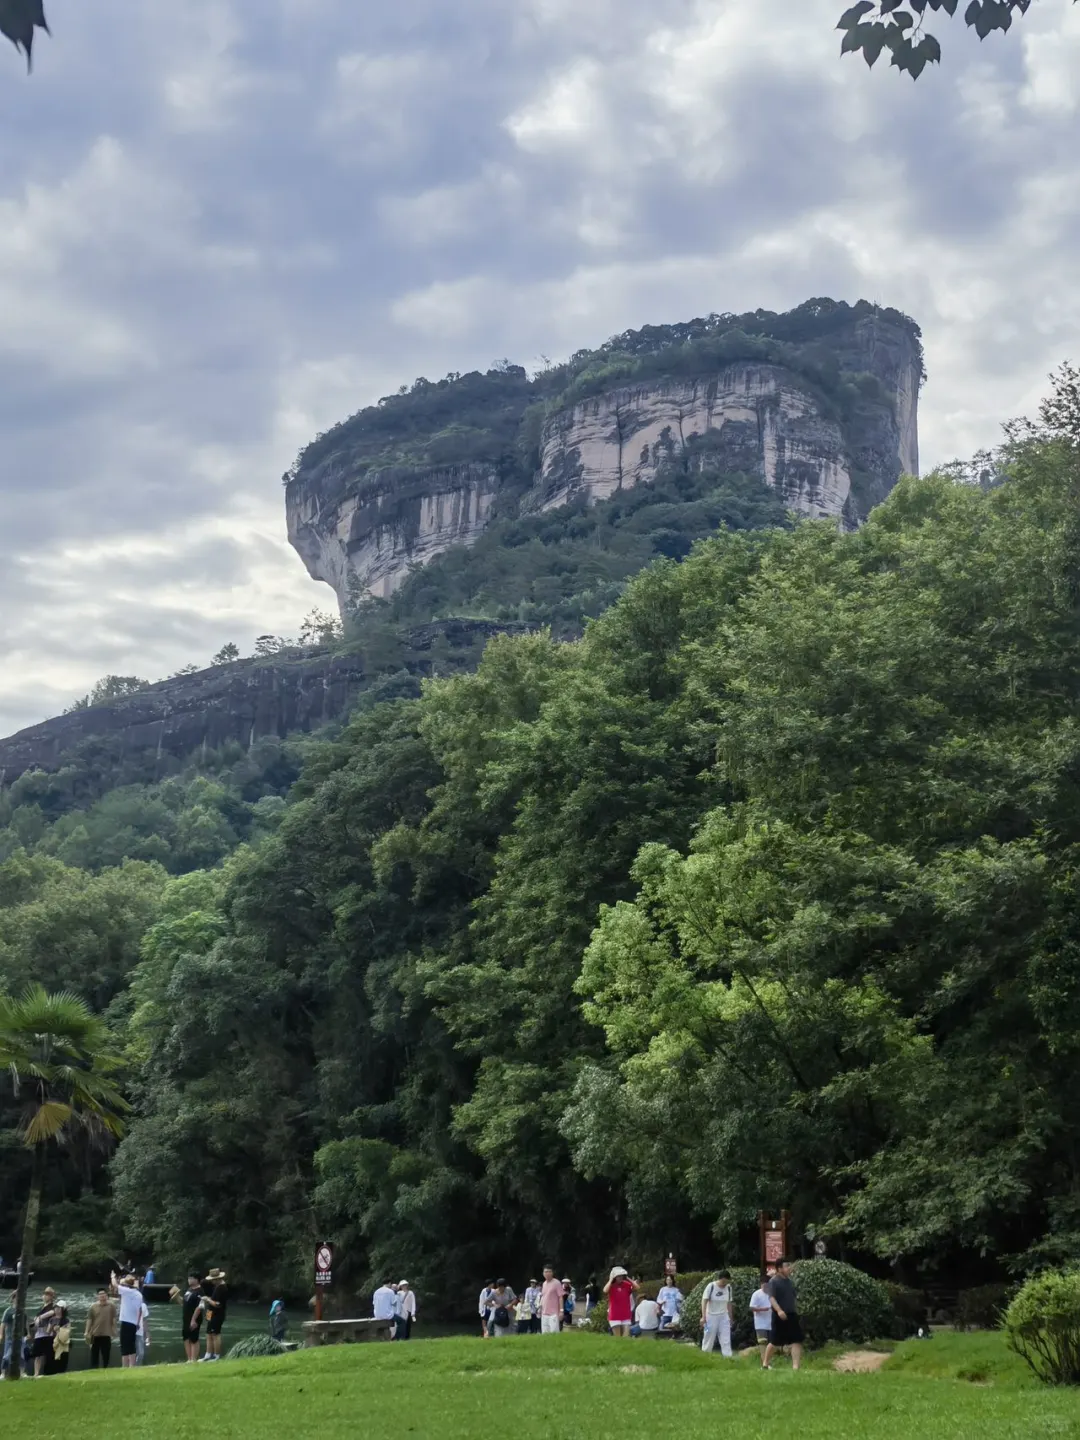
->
[{"left": 603, "top": 1266, "right": 639, "bottom": 1337}]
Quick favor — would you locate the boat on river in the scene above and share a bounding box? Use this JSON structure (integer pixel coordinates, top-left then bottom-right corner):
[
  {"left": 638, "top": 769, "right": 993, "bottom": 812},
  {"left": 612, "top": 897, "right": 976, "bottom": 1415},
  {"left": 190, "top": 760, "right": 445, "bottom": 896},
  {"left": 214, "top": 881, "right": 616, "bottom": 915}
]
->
[{"left": 0, "top": 1270, "right": 33, "bottom": 1287}]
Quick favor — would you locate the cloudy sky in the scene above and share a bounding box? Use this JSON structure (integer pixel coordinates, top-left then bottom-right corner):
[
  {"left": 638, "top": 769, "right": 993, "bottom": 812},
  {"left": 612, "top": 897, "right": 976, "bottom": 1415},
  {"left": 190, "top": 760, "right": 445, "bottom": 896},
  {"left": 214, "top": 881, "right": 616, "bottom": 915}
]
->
[{"left": 0, "top": 0, "right": 1077, "bottom": 736}]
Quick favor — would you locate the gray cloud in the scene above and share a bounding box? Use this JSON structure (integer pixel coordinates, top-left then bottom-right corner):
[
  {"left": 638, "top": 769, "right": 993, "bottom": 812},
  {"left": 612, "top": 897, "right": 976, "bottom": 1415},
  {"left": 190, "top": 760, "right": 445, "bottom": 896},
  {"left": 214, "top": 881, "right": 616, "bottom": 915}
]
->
[{"left": 0, "top": 0, "right": 1078, "bottom": 735}]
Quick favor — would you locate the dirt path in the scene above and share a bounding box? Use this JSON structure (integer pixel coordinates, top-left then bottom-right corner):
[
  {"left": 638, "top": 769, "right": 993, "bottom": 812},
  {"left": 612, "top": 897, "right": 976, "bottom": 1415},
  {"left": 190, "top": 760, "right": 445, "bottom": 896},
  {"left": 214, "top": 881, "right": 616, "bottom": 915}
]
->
[{"left": 833, "top": 1350, "right": 890, "bottom": 1373}]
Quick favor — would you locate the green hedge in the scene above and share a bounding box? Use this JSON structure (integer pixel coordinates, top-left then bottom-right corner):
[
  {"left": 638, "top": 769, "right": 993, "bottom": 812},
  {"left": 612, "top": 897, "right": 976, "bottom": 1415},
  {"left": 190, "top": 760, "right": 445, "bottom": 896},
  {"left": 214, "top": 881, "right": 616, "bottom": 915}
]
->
[
  {"left": 226, "top": 1335, "right": 287, "bottom": 1360},
  {"left": 1004, "top": 1269, "right": 1080, "bottom": 1385},
  {"left": 684, "top": 1261, "right": 892, "bottom": 1349}
]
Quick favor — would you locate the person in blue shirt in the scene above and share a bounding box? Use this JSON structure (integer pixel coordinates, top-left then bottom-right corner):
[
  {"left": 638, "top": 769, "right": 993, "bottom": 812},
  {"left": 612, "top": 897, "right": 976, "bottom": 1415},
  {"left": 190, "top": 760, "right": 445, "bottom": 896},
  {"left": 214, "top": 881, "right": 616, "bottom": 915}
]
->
[{"left": 656, "top": 1279, "right": 683, "bottom": 1331}]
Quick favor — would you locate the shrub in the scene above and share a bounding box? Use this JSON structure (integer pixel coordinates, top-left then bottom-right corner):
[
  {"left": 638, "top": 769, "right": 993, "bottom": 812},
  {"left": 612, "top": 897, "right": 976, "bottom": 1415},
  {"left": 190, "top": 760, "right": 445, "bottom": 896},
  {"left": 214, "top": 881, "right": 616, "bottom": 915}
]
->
[
  {"left": 790, "top": 1259, "right": 893, "bottom": 1347},
  {"left": 1004, "top": 1269, "right": 1080, "bottom": 1385},
  {"left": 954, "top": 1284, "right": 1013, "bottom": 1331},
  {"left": 226, "top": 1335, "right": 288, "bottom": 1361},
  {"left": 884, "top": 1282, "right": 929, "bottom": 1338}
]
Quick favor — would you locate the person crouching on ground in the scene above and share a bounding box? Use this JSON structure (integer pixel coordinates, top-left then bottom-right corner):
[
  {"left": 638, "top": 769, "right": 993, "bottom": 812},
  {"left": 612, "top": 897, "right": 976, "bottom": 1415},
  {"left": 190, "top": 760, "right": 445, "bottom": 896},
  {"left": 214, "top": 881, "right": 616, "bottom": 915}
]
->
[
  {"left": 763, "top": 1258, "right": 803, "bottom": 1372},
  {"left": 200, "top": 1269, "right": 228, "bottom": 1361},
  {"left": 603, "top": 1266, "right": 638, "bottom": 1337},
  {"left": 394, "top": 1281, "right": 416, "bottom": 1340},
  {"left": 701, "top": 1270, "right": 734, "bottom": 1357},
  {"left": 114, "top": 1275, "right": 144, "bottom": 1369},
  {"left": 179, "top": 1273, "right": 204, "bottom": 1363},
  {"left": 85, "top": 1288, "right": 117, "bottom": 1369},
  {"left": 632, "top": 1292, "right": 661, "bottom": 1338}
]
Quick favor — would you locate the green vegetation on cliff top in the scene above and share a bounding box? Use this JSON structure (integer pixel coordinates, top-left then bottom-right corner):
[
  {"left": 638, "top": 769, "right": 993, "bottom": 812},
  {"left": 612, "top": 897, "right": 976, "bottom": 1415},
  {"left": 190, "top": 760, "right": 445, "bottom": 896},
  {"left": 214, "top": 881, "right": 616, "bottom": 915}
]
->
[{"left": 286, "top": 297, "right": 922, "bottom": 489}]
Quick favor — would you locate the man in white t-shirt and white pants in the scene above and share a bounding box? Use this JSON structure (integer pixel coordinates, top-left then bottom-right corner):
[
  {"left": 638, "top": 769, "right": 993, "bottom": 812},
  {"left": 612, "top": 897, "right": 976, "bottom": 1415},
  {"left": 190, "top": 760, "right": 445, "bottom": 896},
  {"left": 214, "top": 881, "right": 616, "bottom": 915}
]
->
[{"left": 700, "top": 1270, "right": 733, "bottom": 1357}]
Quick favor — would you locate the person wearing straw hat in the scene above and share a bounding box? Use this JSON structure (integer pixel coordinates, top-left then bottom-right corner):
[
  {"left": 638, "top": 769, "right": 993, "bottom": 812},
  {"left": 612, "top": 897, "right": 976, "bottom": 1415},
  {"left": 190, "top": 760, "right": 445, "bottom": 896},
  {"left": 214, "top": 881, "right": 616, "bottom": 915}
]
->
[
  {"left": 603, "top": 1267, "right": 638, "bottom": 1338},
  {"left": 394, "top": 1281, "right": 416, "bottom": 1341},
  {"left": 200, "top": 1269, "right": 228, "bottom": 1361}
]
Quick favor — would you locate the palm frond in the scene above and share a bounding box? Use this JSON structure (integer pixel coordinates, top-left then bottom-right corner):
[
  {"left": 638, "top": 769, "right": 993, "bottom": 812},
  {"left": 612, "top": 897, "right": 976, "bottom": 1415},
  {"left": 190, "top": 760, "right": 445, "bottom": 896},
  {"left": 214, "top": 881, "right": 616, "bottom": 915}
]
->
[{"left": 23, "top": 1100, "right": 73, "bottom": 1144}]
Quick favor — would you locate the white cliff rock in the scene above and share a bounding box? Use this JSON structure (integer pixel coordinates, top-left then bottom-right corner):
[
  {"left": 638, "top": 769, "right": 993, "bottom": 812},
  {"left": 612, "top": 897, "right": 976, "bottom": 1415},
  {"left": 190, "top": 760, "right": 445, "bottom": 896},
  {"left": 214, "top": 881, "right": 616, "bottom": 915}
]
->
[
  {"left": 288, "top": 463, "right": 500, "bottom": 605},
  {"left": 533, "top": 364, "right": 855, "bottom": 519}
]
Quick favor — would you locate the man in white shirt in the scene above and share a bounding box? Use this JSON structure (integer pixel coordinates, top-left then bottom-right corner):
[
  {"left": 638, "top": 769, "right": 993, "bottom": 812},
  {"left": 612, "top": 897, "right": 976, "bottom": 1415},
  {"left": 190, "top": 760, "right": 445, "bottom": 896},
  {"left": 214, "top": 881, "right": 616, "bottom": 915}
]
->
[
  {"left": 112, "top": 1274, "right": 145, "bottom": 1368},
  {"left": 749, "top": 1276, "right": 773, "bottom": 1350},
  {"left": 479, "top": 1281, "right": 495, "bottom": 1338},
  {"left": 656, "top": 1280, "right": 683, "bottom": 1331},
  {"left": 373, "top": 1280, "right": 398, "bottom": 1337},
  {"left": 135, "top": 1297, "right": 150, "bottom": 1365},
  {"left": 633, "top": 1296, "right": 661, "bottom": 1337},
  {"left": 394, "top": 1281, "right": 416, "bottom": 1341},
  {"left": 700, "top": 1269, "right": 734, "bottom": 1357}
]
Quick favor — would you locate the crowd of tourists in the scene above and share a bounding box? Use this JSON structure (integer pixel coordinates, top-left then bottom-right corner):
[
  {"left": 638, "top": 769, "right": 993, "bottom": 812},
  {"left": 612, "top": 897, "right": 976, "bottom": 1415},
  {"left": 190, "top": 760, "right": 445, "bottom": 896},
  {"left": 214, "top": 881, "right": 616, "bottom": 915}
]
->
[
  {"left": 468, "top": 1258, "right": 803, "bottom": 1370},
  {"left": 0, "top": 1263, "right": 230, "bottom": 1378}
]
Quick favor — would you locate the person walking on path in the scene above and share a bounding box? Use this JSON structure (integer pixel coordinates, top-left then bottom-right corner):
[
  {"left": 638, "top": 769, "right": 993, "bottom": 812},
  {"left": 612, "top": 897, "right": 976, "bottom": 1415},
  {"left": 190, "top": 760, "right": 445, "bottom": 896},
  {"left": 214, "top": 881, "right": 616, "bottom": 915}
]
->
[
  {"left": 394, "top": 1281, "right": 416, "bottom": 1340},
  {"left": 656, "top": 1278, "right": 683, "bottom": 1332},
  {"left": 604, "top": 1266, "right": 639, "bottom": 1337},
  {"left": 700, "top": 1270, "right": 734, "bottom": 1357},
  {"left": 85, "top": 1289, "right": 117, "bottom": 1369},
  {"left": 540, "top": 1266, "right": 563, "bottom": 1335},
  {"left": 489, "top": 1280, "right": 517, "bottom": 1338},
  {"left": 53, "top": 1306, "right": 72, "bottom": 1374},
  {"left": 179, "top": 1274, "right": 205, "bottom": 1363},
  {"left": 134, "top": 1294, "right": 151, "bottom": 1365},
  {"left": 749, "top": 1276, "right": 773, "bottom": 1352},
  {"left": 113, "top": 1275, "right": 144, "bottom": 1369},
  {"left": 763, "top": 1259, "right": 803, "bottom": 1371},
  {"left": 201, "top": 1269, "right": 228, "bottom": 1361},
  {"left": 373, "top": 1278, "right": 398, "bottom": 1336},
  {"left": 524, "top": 1278, "right": 542, "bottom": 1334},
  {"left": 2, "top": 1290, "right": 27, "bottom": 1378},
  {"left": 478, "top": 1280, "right": 495, "bottom": 1339}
]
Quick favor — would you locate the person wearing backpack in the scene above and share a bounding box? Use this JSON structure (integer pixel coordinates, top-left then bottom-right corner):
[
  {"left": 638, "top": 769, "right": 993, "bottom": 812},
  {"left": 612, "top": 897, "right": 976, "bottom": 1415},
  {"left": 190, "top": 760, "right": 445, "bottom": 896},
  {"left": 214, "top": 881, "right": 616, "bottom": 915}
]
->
[
  {"left": 700, "top": 1270, "right": 734, "bottom": 1357},
  {"left": 489, "top": 1280, "right": 517, "bottom": 1337}
]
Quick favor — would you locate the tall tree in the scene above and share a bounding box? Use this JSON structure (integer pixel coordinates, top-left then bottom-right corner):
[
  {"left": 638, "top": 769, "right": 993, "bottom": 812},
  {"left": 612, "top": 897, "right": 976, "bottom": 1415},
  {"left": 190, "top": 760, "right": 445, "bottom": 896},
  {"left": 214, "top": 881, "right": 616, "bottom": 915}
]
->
[{"left": 0, "top": 986, "right": 127, "bottom": 1381}]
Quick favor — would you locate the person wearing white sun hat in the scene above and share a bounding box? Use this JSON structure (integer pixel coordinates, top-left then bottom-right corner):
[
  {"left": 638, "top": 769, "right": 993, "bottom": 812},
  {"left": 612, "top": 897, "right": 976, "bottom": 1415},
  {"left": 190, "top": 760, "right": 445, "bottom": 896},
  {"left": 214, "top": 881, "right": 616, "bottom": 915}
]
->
[{"left": 603, "top": 1266, "right": 639, "bottom": 1338}]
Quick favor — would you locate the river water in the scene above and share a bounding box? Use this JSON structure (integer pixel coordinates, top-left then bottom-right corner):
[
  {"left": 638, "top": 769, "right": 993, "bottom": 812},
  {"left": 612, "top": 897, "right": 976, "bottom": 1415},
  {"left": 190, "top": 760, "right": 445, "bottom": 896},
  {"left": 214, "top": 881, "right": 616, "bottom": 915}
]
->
[{"left": 15, "top": 1278, "right": 280, "bottom": 1371}]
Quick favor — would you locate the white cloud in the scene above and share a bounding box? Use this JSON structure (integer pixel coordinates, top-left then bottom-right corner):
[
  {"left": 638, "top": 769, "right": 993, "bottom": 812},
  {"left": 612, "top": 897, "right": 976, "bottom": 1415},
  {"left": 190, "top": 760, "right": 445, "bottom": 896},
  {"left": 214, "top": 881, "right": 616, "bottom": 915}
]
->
[{"left": 1, "top": 0, "right": 1078, "bottom": 735}]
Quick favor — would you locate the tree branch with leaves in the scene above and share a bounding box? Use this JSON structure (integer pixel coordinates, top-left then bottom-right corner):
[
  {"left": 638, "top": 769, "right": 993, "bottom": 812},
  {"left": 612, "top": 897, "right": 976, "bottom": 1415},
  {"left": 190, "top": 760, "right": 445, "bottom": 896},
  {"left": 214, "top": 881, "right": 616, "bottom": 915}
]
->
[{"left": 838, "top": 0, "right": 1075, "bottom": 78}]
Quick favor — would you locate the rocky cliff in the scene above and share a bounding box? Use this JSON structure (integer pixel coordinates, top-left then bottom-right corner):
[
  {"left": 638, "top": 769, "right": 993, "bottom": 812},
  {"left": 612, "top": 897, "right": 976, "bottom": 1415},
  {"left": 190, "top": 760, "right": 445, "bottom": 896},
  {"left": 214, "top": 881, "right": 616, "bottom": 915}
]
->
[
  {"left": 285, "top": 300, "right": 923, "bottom": 614},
  {"left": 0, "top": 620, "right": 526, "bottom": 786}
]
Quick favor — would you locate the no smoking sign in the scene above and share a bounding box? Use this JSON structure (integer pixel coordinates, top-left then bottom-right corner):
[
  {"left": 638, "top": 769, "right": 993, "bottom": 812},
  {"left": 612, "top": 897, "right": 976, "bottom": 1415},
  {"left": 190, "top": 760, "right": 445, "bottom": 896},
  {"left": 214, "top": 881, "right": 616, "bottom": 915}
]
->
[{"left": 315, "top": 1242, "right": 334, "bottom": 1286}]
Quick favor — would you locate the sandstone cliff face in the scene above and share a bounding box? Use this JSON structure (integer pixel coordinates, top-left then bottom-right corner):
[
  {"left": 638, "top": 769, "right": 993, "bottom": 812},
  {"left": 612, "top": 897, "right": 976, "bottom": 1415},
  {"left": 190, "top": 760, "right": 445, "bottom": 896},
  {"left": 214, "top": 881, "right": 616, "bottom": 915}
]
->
[
  {"left": 534, "top": 364, "right": 854, "bottom": 519},
  {"left": 285, "top": 304, "right": 923, "bottom": 614},
  {"left": 288, "top": 462, "right": 500, "bottom": 603}
]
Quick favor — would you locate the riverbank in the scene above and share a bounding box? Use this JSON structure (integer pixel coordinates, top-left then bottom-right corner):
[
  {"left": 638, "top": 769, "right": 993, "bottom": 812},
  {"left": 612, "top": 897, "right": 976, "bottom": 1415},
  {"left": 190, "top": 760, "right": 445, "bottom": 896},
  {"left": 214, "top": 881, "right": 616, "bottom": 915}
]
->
[{"left": 1, "top": 1330, "right": 1076, "bottom": 1439}]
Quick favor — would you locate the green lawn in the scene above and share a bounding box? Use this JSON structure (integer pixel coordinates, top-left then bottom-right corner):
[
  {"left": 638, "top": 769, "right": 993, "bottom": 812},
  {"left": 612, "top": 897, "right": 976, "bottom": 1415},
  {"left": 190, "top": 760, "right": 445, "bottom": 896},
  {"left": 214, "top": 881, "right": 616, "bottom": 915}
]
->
[{"left": 3, "top": 1331, "right": 1079, "bottom": 1439}]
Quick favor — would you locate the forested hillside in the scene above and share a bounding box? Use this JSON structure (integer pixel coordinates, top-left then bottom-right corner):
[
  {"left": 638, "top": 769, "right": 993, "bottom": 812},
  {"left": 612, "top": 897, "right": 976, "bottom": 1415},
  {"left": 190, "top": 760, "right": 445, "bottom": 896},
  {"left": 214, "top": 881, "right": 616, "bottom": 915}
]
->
[{"left": 3, "top": 370, "right": 1078, "bottom": 1313}]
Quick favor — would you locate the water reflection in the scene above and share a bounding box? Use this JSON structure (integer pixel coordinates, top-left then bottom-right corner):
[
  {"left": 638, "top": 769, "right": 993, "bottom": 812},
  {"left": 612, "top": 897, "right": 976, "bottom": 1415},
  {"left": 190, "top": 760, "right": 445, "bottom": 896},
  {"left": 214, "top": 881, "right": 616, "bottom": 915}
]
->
[{"left": 17, "top": 1279, "right": 274, "bottom": 1371}]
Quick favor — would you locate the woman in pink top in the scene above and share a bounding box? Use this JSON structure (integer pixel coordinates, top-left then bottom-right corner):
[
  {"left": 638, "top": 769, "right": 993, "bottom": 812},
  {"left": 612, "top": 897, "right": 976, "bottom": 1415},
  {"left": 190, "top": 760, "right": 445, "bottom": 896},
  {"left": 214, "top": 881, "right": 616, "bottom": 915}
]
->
[{"left": 603, "top": 1266, "right": 639, "bottom": 1337}]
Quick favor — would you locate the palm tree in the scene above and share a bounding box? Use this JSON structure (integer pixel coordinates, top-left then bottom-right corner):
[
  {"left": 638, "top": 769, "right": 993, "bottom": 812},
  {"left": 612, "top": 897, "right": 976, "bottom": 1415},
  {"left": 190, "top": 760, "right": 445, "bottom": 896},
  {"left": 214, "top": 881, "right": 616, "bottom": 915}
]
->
[{"left": 0, "top": 986, "right": 128, "bottom": 1381}]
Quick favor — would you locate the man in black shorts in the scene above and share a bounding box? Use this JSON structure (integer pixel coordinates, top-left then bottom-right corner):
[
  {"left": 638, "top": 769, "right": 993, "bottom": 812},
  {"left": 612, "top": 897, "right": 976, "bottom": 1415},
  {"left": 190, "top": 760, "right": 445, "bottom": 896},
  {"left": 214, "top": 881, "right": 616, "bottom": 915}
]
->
[
  {"left": 763, "top": 1258, "right": 803, "bottom": 1371},
  {"left": 181, "top": 1273, "right": 204, "bottom": 1363},
  {"left": 201, "top": 1269, "right": 228, "bottom": 1361}
]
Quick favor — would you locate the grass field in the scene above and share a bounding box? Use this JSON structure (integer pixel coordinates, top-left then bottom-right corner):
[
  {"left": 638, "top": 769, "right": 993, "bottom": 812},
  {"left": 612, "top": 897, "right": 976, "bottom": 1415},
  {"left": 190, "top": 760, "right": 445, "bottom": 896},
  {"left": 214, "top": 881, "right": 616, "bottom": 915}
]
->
[{"left": 2, "top": 1330, "right": 1079, "bottom": 1439}]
